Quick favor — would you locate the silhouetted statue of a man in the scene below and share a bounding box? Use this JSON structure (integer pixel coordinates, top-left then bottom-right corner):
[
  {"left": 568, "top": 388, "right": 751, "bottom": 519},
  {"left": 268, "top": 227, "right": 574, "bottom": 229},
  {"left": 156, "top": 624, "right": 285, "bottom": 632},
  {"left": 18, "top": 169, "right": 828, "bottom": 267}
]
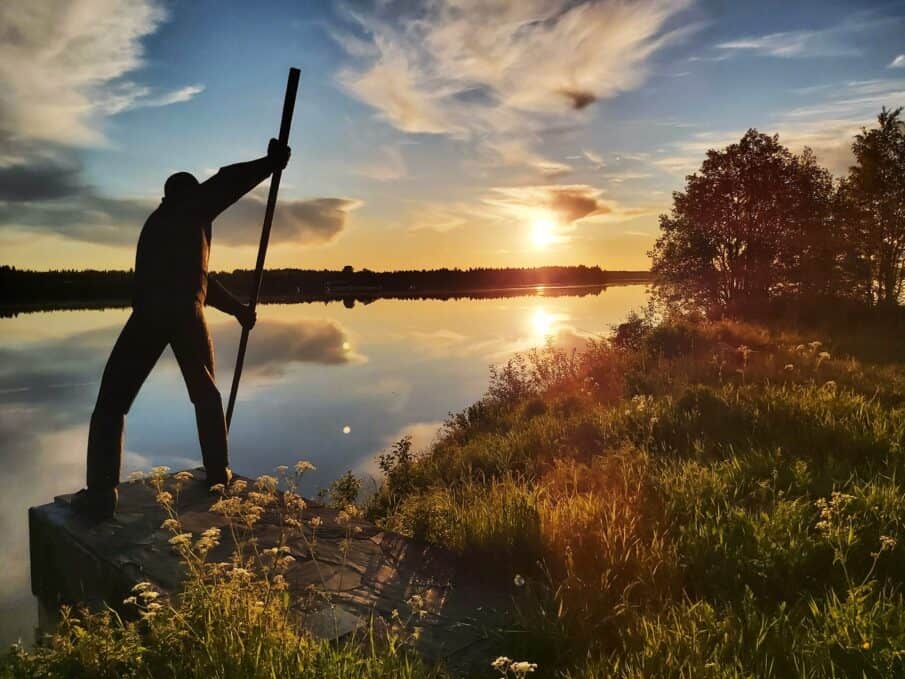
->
[{"left": 71, "top": 139, "right": 291, "bottom": 520}]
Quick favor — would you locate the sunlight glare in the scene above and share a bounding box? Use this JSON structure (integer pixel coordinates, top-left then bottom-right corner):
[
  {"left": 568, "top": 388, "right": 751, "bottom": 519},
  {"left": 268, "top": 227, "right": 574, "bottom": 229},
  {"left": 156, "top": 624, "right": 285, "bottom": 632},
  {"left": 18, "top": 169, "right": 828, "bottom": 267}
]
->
[
  {"left": 531, "top": 218, "right": 556, "bottom": 248},
  {"left": 532, "top": 308, "right": 555, "bottom": 338}
]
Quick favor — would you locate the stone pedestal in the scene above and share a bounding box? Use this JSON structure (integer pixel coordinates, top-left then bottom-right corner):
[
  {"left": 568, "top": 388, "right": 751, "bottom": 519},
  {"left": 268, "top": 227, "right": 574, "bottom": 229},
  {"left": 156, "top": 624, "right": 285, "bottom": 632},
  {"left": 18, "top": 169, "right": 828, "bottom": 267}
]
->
[{"left": 28, "top": 469, "right": 507, "bottom": 672}]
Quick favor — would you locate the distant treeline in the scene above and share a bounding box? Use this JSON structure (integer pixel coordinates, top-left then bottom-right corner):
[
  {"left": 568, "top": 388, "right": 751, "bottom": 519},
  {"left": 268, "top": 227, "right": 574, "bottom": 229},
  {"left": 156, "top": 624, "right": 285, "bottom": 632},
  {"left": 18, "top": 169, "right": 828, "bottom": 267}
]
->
[{"left": 0, "top": 265, "right": 651, "bottom": 307}]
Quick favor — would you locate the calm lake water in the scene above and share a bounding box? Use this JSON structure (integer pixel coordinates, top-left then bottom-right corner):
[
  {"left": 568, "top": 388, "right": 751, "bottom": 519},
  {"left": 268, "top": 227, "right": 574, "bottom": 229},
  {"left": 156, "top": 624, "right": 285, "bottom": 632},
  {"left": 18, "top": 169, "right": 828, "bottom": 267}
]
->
[{"left": 0, "top": 284, "right": 648, "bottom": 645}]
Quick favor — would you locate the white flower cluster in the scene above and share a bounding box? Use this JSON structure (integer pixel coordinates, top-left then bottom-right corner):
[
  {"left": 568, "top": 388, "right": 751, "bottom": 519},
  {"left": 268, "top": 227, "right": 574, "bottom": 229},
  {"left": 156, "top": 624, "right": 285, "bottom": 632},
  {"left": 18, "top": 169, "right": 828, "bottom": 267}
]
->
[{"left": 491, "top": 656, "right": 538, "bottom": 677}]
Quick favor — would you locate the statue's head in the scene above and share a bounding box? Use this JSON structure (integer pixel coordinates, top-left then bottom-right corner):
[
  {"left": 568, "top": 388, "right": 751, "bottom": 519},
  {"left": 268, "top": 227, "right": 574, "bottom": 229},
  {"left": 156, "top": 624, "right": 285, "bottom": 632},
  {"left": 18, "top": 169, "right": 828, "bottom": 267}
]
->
[{"left": 164, "top": 172, "right": 199, "bottom": 201}]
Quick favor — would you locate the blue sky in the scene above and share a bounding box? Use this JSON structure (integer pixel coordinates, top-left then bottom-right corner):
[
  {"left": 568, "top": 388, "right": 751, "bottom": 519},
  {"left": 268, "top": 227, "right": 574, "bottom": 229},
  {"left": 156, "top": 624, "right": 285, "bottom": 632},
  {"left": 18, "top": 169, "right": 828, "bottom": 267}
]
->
[{"left": 1, "top": 0, "right": 903, "bottom": 271}]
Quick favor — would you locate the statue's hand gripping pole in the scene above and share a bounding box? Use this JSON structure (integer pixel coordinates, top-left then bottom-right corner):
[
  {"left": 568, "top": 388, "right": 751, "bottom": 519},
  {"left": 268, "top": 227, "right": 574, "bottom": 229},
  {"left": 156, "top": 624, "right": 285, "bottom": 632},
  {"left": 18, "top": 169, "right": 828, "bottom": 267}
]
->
[{"left": 225, "top": 67, "right": 301, "bottom": 430}]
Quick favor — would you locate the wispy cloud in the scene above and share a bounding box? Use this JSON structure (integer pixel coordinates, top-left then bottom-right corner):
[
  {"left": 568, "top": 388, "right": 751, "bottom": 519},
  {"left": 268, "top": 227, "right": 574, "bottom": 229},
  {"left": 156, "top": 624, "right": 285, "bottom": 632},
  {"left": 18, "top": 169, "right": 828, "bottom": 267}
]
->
[
  {"left": 890, "top": 54, "right": 905, "bottom": 69},
  {"left": 713, "top": 11, "right": 902, "bottom": 60},
  {"left": 356, "top": 145, "right": 407, "bottom": 181},
  {"left": 0, "top": 1, "right": 217, "bottom": 253},
  {"left": 651, "top": 78, "right": 905, "bottom": 176},
  {"left": 716, "top": 29, "right": 859, "bottom": 58},
  {"left": 582, "top": 149, "right": 606, "bottom": 170},
  {"left": 0, "top": 0, "right": 193, "bottom": 147},
  {"left": 0, "top": 191, "right": 361, "bottom": 249},
  {"left": 333, "top": 0, "right": 695, "bottom": 175}
]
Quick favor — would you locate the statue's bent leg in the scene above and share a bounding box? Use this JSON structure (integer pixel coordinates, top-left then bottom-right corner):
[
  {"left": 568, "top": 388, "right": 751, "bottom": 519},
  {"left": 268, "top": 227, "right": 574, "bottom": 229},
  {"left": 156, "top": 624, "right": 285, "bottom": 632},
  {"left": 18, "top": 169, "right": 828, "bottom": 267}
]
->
[
  {"left": 171, "top": 305, "right": 229, "bottom": 486},
  {"left": 87, "top": 311, "right": 168, "bottom": 491}
]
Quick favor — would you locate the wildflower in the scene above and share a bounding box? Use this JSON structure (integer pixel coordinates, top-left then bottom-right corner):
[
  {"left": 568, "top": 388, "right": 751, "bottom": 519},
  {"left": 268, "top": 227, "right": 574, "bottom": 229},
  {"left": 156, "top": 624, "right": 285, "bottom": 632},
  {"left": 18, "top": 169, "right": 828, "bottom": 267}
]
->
[
  {"left": 880, "top": 535, "right": 897, "bottom": 551},
  {"left": 263, "top": 547, "right": 279, "bottom": 556},
  {"left": 862, "top": 641, "right": 871, "bottom": 650},
  {"left": 168, "top": 533, "right": 192, "bottom": 548},
  {"left": 277, "top": 555, "right": 296, "bottom": 569},
  {"left": 511, "top": 661, "right": 538, "bottom": 677},
  {"left": 230, "top": 567, "right": 251, "bottom": 578},
  {"left": 139, "top": 590, "right": 159, "bottom": 601},
  {"left": 295, "top": 460, "right": 316, "bottom": 475},
  {"left": 491, "top": 656, "right": 512, "bottom": 672},
  {"left": 336, "top": 510, "right": 350, "bottom": 525},
  {"left": 248, "top": 491, "right": 275, "bottom": 506},
  {"left": 284, "top": 493, "right": 307, "bottom": 512},
  {"left": 795, "top": 344, "right": 807, "bottom": 353},
  {"left": 173, "top": 470, "right": 194, "bottom": 481},
  {"left": 275, "top": 465, "right": 289, "bottom": 474},
  {"left": 809, "top": 341, "right": 822, "bottom": 350},
  {"left": 309, "top": 516, "right": 323, "bottom": 529},
  {"left": 145, "top": 602, "right": 163, "bottom": 611},
  {"left": 818, "top": 351, "right": 831, "bottom": 361},
  {"left": 272, "top": 574, "right": 288, "bottom": 591},
  {"left": 151, "top": 466, "right": 171, "bottom": 477},
  {"left": 209, "top": 483, "right": 225, "bottom": 494},
  {"left": 211, "top": 497, "right": 242, "bottom": 516},
  {"left": 230, "top": 479, "right": 248, "bottom": 494},
  {"left": 242, "top": 505, "right": 265, "bottom": 525},
  {"left": 251, "top": 600, "right": 265, "bottom": 614},
  {"left": 201, "top": 527, "right": 221, "bottom": 540},
  {"left": 160, "top": 518, "right": 179, "bottom": 531},
  {"left": 123, "top": 596, "right": 137, "bottom": 606},
  {"left": 513, "top": 574, "right": 526, "bottom": 587},
  {"left": 255, "top": 475, "right": 278, "bottom": 492},
  {"left": 353, "top": 525, "right": 363, "bottom": 535},
  {"left": 132, "top": 581, "right": 153, "bottom": 593},
  {"left": 822, "top": 380, "right": 837, "bottom": 392},
  {"left": 155, "top": 491, "right": 173, "bottom": 506},
  {"left": 784, "top": 363, "right": 794, "bottom": 371}
]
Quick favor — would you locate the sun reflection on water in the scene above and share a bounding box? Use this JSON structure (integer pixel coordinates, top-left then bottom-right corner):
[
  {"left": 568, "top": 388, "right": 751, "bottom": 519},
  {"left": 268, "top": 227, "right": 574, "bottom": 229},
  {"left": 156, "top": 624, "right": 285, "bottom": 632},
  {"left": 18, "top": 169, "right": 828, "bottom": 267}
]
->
[{"left": 532, "top": 308, "right": 556, "bottom": 339}]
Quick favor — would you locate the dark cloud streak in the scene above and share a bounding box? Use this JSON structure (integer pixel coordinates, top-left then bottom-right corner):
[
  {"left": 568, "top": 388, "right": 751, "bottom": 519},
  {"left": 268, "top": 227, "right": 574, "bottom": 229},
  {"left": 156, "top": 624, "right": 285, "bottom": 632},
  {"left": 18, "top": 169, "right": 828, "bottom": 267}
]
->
[
  {"left": 0, "top": 160, "right": 83, "bottom": 201},
  {"left": 0, "top": 191, "right": 358, "bottom": 248}
]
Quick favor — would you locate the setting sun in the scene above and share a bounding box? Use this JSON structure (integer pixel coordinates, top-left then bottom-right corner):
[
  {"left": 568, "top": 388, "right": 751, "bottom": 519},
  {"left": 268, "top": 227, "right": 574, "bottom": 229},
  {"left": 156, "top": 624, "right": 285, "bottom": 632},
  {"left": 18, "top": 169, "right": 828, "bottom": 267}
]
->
[{"left": 531, "top": 218, "right": 557, "bottom": 249}]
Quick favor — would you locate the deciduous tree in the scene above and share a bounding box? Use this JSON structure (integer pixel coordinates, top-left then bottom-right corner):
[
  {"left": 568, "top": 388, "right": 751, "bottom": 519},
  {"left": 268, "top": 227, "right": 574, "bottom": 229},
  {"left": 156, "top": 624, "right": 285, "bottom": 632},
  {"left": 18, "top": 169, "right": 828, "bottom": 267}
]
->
[
  {"left": 650, "top": 130, "right": 834, "bottom": 312},
  {"left": 840, "top": 107, "right": 905, "bottom": 306}
]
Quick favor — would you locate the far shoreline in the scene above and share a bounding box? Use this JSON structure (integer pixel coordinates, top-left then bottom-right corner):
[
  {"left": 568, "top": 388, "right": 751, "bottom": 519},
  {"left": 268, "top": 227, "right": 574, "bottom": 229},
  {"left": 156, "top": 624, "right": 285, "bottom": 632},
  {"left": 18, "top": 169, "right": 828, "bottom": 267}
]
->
[{"left": 0, "top": 280, "right": 651, "bottom": 316}]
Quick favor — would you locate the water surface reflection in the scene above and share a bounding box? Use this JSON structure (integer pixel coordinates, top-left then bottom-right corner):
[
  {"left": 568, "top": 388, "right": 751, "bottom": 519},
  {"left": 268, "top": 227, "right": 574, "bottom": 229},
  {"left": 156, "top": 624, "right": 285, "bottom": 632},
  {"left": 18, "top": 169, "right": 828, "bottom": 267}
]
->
[{"left": 0, "top": 285, "right": 648, "bottom": 644}]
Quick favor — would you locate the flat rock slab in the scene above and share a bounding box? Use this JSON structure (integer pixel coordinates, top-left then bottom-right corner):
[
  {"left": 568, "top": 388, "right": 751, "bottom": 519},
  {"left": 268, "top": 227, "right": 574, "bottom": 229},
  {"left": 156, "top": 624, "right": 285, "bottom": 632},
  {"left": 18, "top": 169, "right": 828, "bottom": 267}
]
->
[{"left": 29, "top": 470, "right": 510, "bottom": 673}]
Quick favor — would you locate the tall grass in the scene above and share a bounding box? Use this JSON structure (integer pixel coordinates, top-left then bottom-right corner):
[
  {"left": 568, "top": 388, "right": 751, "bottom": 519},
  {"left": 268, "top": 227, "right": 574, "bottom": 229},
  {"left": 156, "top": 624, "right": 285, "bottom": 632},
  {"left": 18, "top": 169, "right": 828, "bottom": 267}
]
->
[{"left": 369, "top": 315, "right": 905, "bottom": 676}]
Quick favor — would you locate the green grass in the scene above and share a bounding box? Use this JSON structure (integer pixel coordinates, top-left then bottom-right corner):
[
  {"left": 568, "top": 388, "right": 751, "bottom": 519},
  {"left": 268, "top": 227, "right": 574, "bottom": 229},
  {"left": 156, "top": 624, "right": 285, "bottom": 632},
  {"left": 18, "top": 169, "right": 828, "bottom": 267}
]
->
[{"left": 368, "top": 315, "right": 905, "bottom": 677}]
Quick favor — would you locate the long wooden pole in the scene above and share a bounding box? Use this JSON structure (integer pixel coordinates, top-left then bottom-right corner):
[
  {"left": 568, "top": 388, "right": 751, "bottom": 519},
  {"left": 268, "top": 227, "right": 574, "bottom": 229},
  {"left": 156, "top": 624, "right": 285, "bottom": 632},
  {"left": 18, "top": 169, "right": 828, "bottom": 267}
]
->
[{"left": 226, "top": 67, "right": 301, "bottom": 430}]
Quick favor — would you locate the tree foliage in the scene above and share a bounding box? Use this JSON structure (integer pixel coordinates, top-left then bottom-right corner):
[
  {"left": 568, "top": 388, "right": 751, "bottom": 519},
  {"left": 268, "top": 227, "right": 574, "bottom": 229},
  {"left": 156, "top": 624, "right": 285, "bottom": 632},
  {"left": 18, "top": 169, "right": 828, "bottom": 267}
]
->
[
  {"left": 650, "top": 130, "right": 834, "bottom": 313},
  {"left": 839, "top": 107, "right": 905, "bottom": 307},
  {"left": 651, "top": 109, "right": 905, "bottom": 313}
]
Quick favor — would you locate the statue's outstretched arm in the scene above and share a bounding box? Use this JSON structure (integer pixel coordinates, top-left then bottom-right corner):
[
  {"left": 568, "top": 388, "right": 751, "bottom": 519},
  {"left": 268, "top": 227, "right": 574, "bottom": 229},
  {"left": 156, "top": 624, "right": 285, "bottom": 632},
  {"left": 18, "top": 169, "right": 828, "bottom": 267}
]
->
[{"left": 206, "top": 276, "right": 245, "bottom": 316}]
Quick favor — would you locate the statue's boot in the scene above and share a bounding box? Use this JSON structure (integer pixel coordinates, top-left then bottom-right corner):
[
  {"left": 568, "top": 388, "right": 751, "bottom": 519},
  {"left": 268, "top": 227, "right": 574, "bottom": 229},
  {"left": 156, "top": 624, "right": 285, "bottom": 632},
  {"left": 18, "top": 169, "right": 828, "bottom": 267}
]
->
[
  {"left": 71, "top": 408, "right": 123, "bottom": 521},
  {"left": 195, "top": 394, "right": 231, "bottom": 488}
]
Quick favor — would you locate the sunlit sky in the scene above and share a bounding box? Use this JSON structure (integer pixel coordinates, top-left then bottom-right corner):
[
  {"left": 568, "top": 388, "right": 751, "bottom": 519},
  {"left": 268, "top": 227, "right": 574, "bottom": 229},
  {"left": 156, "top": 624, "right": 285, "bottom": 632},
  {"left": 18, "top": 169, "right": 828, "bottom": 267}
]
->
[{"left": 1, "top": 0, "right": 903, "bottom": 272}]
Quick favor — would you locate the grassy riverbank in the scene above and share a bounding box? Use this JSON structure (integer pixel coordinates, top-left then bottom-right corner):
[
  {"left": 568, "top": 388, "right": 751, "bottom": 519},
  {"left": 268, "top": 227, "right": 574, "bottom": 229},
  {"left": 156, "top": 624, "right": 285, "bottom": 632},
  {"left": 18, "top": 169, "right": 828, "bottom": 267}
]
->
[
  {"left": 5, "top": 312, "right": 905, "bottom": 678},
  {"left": 369, "top": 312, "right": 905, "bottom": 677}
]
